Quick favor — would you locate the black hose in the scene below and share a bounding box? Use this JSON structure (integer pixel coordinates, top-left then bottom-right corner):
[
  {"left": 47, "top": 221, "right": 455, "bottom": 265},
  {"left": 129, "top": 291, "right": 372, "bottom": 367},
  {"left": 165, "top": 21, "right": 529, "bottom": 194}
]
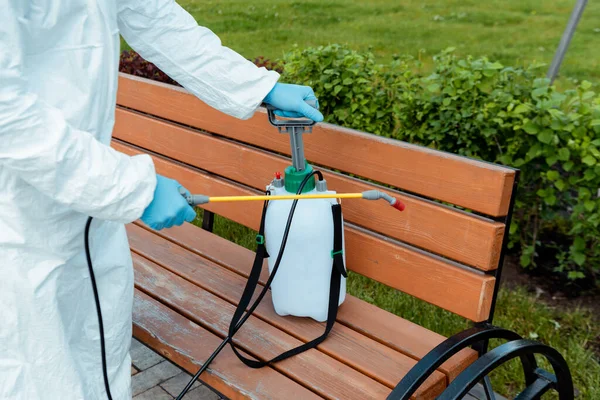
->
[
  {"left": 176, "top": 170, "right": 322, "bottom": 400},
  {"left": 84, "top": 216, "right": 114, "bottom": 400},
  {"left": 85, "top": 170, "right": 324, "bottom": 400}
]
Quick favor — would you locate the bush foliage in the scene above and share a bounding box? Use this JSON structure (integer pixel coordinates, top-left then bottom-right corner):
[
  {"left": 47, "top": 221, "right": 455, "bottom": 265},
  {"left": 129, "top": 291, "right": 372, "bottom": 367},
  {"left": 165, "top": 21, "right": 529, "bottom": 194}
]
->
[
  {"left": 280, "top": 44, "right": 600, "bottom": 290},
  {"left": 119, "top": 50, "right": 180, "bottom": 86},
  {"left": 118, "top": 46, "right": 600, "bottom": 291}
]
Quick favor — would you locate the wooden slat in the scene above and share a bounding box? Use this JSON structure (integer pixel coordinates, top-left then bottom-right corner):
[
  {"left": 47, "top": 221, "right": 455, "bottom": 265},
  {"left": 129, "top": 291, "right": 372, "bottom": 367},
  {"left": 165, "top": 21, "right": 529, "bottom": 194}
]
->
[
  {"left": 346, "top": 228, "right": 495, "bottom": 323},
  {"left": 130, "top": 221, "right": 478, "bottom": 382},
  {"left": 133, "top": 290, "right": 322, "bottom": 400},
  {"left": 114, "top": 141, "right": 495, "bottom": 322},
  {"left": 128, "top": 225, "right": 446, "bottom": 398},
  {"left": 113, "top": 108, "right": 504, "bottom": 271},
  {"left": 117, "top": 73, "right": 516, "bottom": 216},
  {"left": 133, "top": 254, "right": 393, "bottom": 400}
]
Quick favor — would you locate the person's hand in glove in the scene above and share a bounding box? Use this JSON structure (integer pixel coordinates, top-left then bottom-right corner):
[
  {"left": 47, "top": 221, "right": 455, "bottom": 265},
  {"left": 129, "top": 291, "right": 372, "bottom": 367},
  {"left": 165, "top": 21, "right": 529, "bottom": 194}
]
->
[
  {"left": 140, "top": 174, "right": 197, "bottom": 230},
  {"left": 263, "top": 83, "right": 324, "bottom": 122}
]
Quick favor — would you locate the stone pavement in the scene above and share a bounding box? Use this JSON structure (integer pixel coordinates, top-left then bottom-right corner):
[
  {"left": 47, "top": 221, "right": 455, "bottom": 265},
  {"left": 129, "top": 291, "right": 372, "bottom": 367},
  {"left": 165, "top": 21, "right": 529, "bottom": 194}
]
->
[{"left": 130, "top": 338, "right": 224, "bottom": 400}]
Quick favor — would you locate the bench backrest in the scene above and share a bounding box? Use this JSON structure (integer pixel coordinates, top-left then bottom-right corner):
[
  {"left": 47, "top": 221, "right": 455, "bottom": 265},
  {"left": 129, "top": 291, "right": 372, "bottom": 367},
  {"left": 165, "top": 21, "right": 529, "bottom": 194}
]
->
[{"left": 113, "top": 73, "right": 518, "bottom": 323}]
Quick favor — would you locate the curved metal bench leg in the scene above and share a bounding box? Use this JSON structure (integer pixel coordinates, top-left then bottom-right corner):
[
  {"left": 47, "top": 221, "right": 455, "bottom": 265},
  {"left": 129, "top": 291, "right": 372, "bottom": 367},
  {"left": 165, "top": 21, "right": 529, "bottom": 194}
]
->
[
  {"left": 514, "top": 372, "right": 555, "bottom": 400},
  {"left": 386, "top": 325, "right": 537, "bottom": 400},
  {"left": 437, "top": 339, "right": 574, "bottom": 400},
  {"left": 473, "top": 339, "right": 496, "bottom": 400},
  {"left": 482, "top": 375, "right": 496, "bottom": 400}
]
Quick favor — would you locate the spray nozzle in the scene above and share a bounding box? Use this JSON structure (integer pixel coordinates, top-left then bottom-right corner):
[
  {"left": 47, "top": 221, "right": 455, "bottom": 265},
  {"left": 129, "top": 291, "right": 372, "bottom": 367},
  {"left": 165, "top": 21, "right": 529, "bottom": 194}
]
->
[{"left": 361, "top": 190, "right": 406, "bottom": 211}]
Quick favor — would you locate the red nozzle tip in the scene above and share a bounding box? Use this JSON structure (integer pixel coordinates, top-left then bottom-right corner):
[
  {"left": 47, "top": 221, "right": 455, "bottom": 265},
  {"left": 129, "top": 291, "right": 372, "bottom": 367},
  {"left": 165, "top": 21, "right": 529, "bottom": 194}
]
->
[
  {"left": 392, "top": 199, "right": 405, "bottom": 211},
  {"left": 275, "top": 172, "right": 282, "bottom": 179}
]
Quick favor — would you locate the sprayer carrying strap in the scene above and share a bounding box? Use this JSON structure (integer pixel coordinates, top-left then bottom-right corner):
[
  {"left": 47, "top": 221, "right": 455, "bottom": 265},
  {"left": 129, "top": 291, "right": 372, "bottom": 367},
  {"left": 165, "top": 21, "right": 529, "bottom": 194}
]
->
[
  {"left": 227, "top": 199, "right": 269, "bottom": 341},
  {"left": 228, "top": 203, "right": 346, "bottom": 369}
]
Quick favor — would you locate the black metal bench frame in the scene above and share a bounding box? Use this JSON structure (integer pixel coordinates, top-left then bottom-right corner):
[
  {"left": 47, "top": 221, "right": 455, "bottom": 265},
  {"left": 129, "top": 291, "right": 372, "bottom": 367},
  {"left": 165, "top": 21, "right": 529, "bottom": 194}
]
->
[{"left": 386, "top": 171, "right": 574, "bottom": 400}]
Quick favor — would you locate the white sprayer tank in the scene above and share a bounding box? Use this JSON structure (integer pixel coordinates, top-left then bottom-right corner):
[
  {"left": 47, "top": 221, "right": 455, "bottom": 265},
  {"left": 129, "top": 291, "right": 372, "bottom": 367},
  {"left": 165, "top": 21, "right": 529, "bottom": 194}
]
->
[{"left": 264, "top": 184, "right": 346, "bottom": 322}]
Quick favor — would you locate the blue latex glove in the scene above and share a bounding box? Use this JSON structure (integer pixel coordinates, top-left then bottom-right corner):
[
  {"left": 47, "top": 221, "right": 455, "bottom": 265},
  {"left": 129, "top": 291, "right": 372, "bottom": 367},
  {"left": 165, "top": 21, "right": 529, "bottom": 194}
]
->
[
  {"left": 141, "top": 175, "right": 197, "bottom": 230},
  {"left": 263, "top": 83, "right": 324, "bottom": 122}
]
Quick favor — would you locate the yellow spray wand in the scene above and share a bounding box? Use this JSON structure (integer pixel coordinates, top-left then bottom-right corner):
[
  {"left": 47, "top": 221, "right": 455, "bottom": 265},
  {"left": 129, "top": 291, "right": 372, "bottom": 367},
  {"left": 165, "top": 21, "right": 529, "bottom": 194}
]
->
[{"left": 180, "top": 188, "right": 406, "bottom": 211}]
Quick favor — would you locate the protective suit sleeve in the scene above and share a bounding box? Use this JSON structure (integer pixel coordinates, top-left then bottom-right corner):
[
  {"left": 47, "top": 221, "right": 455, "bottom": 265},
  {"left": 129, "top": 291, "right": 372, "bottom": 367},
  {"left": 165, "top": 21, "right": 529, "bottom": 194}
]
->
[
  {"left": 117, "top": 0, "right": 280, "bottom": 120},
  {"left": 0, "top": 2, "right": 157, "bottom": 224}
]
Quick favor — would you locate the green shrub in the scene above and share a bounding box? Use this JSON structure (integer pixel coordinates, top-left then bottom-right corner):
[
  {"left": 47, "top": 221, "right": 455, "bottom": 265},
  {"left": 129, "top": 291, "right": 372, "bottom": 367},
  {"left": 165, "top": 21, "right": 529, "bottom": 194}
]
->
[
  {"left": 119, "top": 50, "right": 180, "bottom": 86},
  {"left": 280, "top": 45, "right": 600, "bottom": 290},
  {"left": 278, "top": 44, "right": 410, "bottom": 137}
]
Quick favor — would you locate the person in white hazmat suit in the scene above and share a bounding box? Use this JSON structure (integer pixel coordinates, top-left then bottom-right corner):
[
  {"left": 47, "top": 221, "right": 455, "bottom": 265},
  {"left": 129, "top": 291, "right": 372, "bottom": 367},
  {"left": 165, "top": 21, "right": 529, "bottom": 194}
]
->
[{"left": 0, "top": 1, "right": 324, "bottom": 399}]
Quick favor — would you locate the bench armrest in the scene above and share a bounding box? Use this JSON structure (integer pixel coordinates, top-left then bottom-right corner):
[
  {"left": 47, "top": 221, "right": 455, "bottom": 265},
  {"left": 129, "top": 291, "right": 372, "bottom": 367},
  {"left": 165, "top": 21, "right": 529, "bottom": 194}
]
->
[
  {"left": 386, "top": 324, "right": 537, "bottom": 400},
  {"left": 438, "top": 339, "right": 574, "bottom": 400}
]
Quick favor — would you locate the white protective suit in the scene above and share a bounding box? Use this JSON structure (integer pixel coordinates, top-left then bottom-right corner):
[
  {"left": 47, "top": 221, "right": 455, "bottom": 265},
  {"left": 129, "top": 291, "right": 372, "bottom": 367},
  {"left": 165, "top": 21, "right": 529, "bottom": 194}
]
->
[{"left": 0, "top": 1, "right": 279, "bottom": 399}]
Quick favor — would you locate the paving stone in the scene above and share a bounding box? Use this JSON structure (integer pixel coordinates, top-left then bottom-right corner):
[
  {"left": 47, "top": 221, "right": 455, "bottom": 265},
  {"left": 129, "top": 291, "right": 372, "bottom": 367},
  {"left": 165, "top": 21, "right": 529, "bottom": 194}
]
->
[
  {"left": 159, "top": 372, "right": 200, "bottom": 397},
  {"left": 131, "top": 338, "right": 164, "bottom": 371},
  {"left": 132, "top": 361, "right": 182, "bottom": 396},
  {"left": 133, "top": 386, "right": 173, "bottom": 400},
  {"left": 132, "top": 365, "right": 139, "bottom": 376},
  {"left": 181, "top": 386, "right": 221, "bottom": 400},
  {"left": 468, "top": 383, "right": 508, "bottom": 400}
]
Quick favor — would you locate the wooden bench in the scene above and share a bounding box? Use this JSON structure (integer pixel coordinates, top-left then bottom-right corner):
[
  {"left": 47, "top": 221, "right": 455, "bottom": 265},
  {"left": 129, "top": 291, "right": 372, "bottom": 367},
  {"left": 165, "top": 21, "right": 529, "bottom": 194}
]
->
[{"left": 112, "top": 73, "right": 574, "bottom": 400}]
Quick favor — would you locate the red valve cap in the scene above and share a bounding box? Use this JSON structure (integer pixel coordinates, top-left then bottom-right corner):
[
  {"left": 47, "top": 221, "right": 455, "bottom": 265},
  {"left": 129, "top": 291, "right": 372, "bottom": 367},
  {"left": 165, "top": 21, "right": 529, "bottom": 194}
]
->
[
  {"left": 275, "top": 172, "right": 282, "bottom": 179},
  {"left": 392, "top": 199, "right": 406, "bottom": 211}
]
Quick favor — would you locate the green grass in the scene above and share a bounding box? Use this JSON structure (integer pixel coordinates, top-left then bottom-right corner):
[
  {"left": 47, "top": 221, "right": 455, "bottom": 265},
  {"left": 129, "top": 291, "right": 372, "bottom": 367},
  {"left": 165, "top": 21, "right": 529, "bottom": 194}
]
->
[
  {"left": 131, "top": 0, "right": 600, "bottom": 88},
  {"left": 191, "top": 212, "right": 600, "bottom": 399}
]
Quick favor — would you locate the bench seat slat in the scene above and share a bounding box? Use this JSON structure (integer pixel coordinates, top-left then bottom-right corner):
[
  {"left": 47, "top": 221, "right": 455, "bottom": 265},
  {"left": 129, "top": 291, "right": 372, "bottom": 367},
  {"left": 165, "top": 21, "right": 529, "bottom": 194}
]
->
[
  {"left": 133, "top": 290, "right": 323, "bottom": 400},
  {"left": 116, "top": 73, "right": 515, "bottom": 216},
  {"left": 130, "top": 221, "right": 477, "bottom": 382},
  {"left": 133, "top": 253, "right": 395, "bottom": 400},
  {"left": 114, "top": 141, "right": 495, "bottom": 322},
  {"left": 114, "top": 108, "right": 504, "bottom": 271},
  {"left": 128, "top": 225, "right": 446, "bottom": 399}
]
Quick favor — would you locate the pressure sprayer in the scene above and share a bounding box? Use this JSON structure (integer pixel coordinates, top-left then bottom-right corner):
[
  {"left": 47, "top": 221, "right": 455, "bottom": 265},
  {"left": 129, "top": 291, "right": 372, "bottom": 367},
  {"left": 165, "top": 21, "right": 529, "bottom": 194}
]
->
[
  {"left": 173, "top": 103, "right": 405, "bottom": 399},
  {"left": 84, "top": 101, "right": 404, "bottom": 400}
]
